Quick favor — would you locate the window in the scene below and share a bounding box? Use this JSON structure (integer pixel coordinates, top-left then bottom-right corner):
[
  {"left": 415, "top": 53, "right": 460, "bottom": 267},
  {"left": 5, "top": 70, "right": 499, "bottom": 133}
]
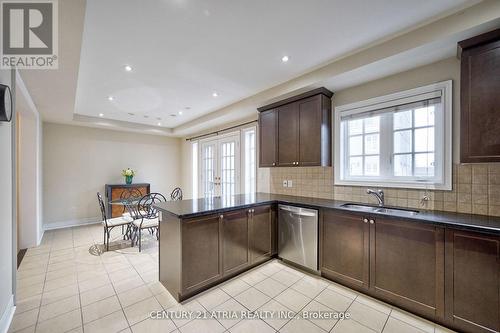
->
[
  {"left": 192, "top": 141, "right": 198, "bottom": 198},
  {"left": 335, "top": 81, "right": 452, "bottom": 190},
  {"left": 243, "top": 127, "right": 256, "bottom": 194}
]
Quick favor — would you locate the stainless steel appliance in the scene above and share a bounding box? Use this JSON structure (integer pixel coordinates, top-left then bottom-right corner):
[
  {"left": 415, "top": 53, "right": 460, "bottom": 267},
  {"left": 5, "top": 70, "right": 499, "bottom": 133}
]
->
[{"left": 278, "top": 205, "right": 318, "bottom": 271}]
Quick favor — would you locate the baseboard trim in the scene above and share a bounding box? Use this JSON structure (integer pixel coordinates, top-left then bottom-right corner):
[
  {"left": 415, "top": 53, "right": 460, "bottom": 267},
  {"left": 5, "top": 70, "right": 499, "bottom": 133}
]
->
[
  {"left": 0, "top": 295, "right": 15, "bottom": 333},
  {"left": 44, "top": 217, "right": 101, "bottom": 231}
]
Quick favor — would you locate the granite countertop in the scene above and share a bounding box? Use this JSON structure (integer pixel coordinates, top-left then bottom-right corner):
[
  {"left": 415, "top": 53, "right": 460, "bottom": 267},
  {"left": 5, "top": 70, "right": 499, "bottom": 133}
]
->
[{"left": 154, "top": 192, "right": 500, "bottom": 234}]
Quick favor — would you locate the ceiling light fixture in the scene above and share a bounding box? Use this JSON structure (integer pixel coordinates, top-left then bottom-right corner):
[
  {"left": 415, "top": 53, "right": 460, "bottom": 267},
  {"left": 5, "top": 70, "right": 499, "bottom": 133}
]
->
[
  {"left": 108, "top": 96, "right": 114, "bottom": 101},
  {"left": 158, "top": 122, "right": 161, "bottom": 126},
  {"left": 212, "top": 92, "right": 218, "bottom": 97},
  {"left": 99, "top": 113, "right": 104, "bottom": 117},
  {"left": 281, "top": 55, "right": 289, "bottom": 62},
  {"left": 178, "top": 111, "right": 183, "bottom": 115},
  {"left": 124, "top": 65, "right": 132, "bottom": 72}
]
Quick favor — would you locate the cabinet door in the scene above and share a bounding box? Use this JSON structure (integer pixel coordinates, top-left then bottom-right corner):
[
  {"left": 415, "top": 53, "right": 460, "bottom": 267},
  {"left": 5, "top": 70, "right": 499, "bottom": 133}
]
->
[
  {"left": 250, "top": 205, "right": 275, "bottom": 263},
  {"left": 370, "top": 218, "right": 444, "bottom": 319},
  {"left": 259, "top": 110, "right": 277, "bottom": 167},
  {"left": 445, "top": 229, "right": 500, "bottom": 333},
  {"left": 277, "top": 103, "right": 299, "bottom": 166},
  {"left": 460, "top": 39, "right": 500, "bottom": 162},
  {"left": 182, "top": 214, "right": 222, "bottom": 294},
  {"left": 321, "top": 210, "right": 369, "bottom": 290},
  {"left": 222, "top": 209, "right": 250, "bottom": 276},
  {"left": 298, "top": 95, "right": 322, "bottom": 166}
]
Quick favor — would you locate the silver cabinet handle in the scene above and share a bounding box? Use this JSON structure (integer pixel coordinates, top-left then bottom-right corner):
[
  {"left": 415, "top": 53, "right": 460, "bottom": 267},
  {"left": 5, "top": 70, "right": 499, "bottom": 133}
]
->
[
  {"left": 363, "top": 218, "right": 368, "bottom": 223},
  {"left": 272, "top": 162, "right": 276, "bottom": 166},
  {"left": 369, "top": 219, "right": 375, "bottom": 224}
]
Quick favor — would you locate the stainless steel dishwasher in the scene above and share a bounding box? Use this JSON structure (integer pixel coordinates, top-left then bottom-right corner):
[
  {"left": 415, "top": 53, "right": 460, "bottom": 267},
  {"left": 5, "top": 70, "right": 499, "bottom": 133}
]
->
[{"left": 278, "top": 205, "right": 318, "bottom": 271}]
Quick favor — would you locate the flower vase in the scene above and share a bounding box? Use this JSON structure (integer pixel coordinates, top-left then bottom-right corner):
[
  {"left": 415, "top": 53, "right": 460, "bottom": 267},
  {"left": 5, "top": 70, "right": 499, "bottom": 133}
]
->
[{"left": 125, "top": 175, "right": 133, "bottom": 185}]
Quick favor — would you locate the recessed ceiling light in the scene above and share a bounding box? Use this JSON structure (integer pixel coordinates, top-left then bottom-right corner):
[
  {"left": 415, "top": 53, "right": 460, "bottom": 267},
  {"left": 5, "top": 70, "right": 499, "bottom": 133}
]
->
[
  {"left": 169, "top": 114, "right": 177, "bottom": 117},
  {"left": 178, "top": 111, "right": 183, "bottom": 115},
  {"left": 144, "top": 115, "right": 149, "bottom": 118},
  {"left": 157, "top": 122, "right": 161, "bottom": 126},
  {"left": 108, "top": 96, "right": 114, "bottom": 101},
  {"left": 281, "top": 55, "right": 289, "bottom": 62},
  {"left": 212, "top": 92, "right": 218, "bottom": 97},
  {"left": 184, "top": 106, "right": 191, "bottom": 110},
  {"left": 99, "top": 113, "right": 104, "bottom": 117},
  {"left": 124, "top": 65, "right": 132, "bottom": 72}
]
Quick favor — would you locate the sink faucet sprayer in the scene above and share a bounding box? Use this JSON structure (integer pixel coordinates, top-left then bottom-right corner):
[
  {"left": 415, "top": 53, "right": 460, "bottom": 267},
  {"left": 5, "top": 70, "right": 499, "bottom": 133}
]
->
[{"left": 367, "top": 189, "right": 384, "bottom": 207}]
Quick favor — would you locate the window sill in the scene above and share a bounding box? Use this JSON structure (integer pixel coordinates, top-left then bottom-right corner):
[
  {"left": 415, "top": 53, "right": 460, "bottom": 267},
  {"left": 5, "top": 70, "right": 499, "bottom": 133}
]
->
[{"left": 334, "top": 179, "right": 452, "bottom": 191}]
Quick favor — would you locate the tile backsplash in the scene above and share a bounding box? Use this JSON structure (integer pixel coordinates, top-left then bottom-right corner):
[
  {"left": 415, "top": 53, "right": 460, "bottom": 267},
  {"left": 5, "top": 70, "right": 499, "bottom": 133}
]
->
[{"left": 269, "top": 164, "right": 500, "bottom": 217}]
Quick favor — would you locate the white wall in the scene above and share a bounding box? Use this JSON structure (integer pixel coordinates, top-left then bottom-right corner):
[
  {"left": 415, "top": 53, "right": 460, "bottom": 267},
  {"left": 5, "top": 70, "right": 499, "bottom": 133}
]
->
[
  {"left": 43, "top": 123, "right": 182, "bottom": 229},
  {"left": 0, "top": 69, "right": 15, "bottom": 333}
]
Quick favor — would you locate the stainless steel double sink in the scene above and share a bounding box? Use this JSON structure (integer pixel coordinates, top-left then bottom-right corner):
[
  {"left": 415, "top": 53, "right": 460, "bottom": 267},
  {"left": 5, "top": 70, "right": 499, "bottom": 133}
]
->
[{"left": 341, "top": 203, "right": 419, "bottom": 216}]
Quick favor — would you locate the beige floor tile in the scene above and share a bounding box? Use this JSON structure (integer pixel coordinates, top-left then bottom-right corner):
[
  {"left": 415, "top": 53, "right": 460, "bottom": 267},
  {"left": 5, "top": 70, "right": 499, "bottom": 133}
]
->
[
  {"left": 166, "top": 299, "right": 204, "bottom": 328},
  {"left": 332, "top": 319, "right": 376, "bottom": 333},
  {"left": 274, "top": 288, "right": 311, "bottom": 312},
  {"left": 355, "top": 295, "right": 392, "bottom": 315},
  {"left": 255, "top": 261, "right": 283, "bottom": 276},
  {"left": 347, "top": 301, "right": 389, "bottom": 332},
  {"left": 240, "top": 270, "right": 267, "bottom": 286},
  {"left": 291, "top": 275, "right": 328, "bottom": 298},
  {"left": 301, "top": 300, "right": 339, "bottom": 331},
  {"left": 16, "top": 283, "right": 44, "bottom": 301},
  {"left": 234, "top": 287, "right": 270, "bottom": 311},
  {"left": 113, "top": 276, "right": 145, "bottom": 294},
  {"left": 383, "top": 317, "right": 427, "bottom": 333},
  {"left": 8, "top": 308, "right": 39, "bottom": 332},
  {"left": 178, "top": 318, "right": 225, "bottom": 333},
  {"left": 43, "top": 274, "right": 78, "bottom": 292},
  {"left": 315, "top": 288, "right": 354, "bottom": 312},
  {"left": 280, "top": 317, "right": 326, "bottom": 333},
  {"left": 254, "top": 277, "right": 287, "bottom": 298},
  {"left": 10, "top": 325, "right": 35, "bottom": 333},
  {"left": 41, "top": 284, "right": 79, "bottom": 306},
  {"left": 17, "top": 274, "right": 46, "bottom": 289},
  {"left": 147, "top": 281, "right": 167, "bottom": 296},
  {"left": 117, "top": 285, "right": 153, "bottom": 308},
  {"left": 270, "top": 270, "right": 301, "bottom": 286},
  {"left": 17, "top": 268, "right": 47, "bottom": 281},
  {"left": 82, "top": 295, "right": 122, "bottom": 324},
  {"left": 220, "top": 278, "right": 251, "bottom": 297},
  {"left": 229, "top": 319, "right": 275, "bottom": 333},
  {"left": 390, "top": 309, "right": 434, "bottom": 333},
  {"left": 130, "top": 317, "right": 177, "bottom": 333},
  {"left": 195, "top": 288, "right": 230, "bottom": 310},
  {"left": 78, "top": 275, "right": 111, "bottom": 293},
  {"left": 327, "top": 283, "right": 358, "bottom": 299},
  {"left": 76, "top": 270, "right": 107, "bottom": 283},
  {"left": 14, "top": 294, "right": 41, "bottom": 314},
  {"left": 212, "top": 298, "right": 247, "bottom": 329},
  {"left": 154, "top": 291, "right": 178, "bottom": 310},
  {"left": 35, "top": 308, "right": 82, "bottom": 333},
  {"left": 80, "top": 283, "right": 116, "bottom": 307},
  {"left": 123, "top": 296, "right": 162, "bottom": 326},
  {"left": 258, "top": 299, "right": 294, "bottom": 330},
  {"left": 84, "top": 310, "right": 129, "bottom": 333},
  {"left": 38, "top": 294, "right": 80, "bottom": 322}
]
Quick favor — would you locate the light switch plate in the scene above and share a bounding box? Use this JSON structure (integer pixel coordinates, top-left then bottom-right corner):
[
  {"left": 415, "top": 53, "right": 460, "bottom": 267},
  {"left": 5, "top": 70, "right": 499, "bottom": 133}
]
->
[
  {"left": 282, "top": 180, "right": 288, "bottom": 187},
  {"left": 287, "top": 180, "right": 293, "bottom": 187}
]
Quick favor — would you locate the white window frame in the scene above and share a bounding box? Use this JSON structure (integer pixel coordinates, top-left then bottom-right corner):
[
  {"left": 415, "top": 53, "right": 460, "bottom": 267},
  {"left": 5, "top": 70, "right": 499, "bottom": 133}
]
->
[{"left": 334, "top": 80, "right": 452, "bottom": 190}]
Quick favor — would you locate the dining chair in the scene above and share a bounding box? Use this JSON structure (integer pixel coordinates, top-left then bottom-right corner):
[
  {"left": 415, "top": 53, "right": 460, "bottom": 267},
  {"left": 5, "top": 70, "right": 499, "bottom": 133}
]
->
[
  {"left": 97, "top": 192, "right": 133, "bottom": 251},
  {"left": 170, "top": 187, "right": 183, "bottom": 201},
  {"left": 127, "top": 192, "right": 166, "bottom": 251},
  {"left": 120, "top": 188, "right": 143, "bottom": 234}
]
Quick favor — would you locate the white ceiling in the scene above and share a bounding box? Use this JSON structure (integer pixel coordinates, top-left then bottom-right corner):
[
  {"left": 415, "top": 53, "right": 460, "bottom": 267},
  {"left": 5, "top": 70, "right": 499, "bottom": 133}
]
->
[{"left": 74, "top": 0, "right": 472, "bottom": 130}]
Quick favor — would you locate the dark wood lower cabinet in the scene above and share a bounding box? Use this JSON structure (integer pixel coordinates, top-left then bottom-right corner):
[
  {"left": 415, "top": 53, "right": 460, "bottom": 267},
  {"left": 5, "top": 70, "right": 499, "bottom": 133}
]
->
[
  {"left": 181, "top": 214, "right": 222, "bottom": 294},
  {"left": 250, "top": 205, "right": 276, "bottom": 263},
  {"left": 320, "top": 210, "right": 369, "bottom": 290},
  {"left": 445, "top": 229, "right": 500, "bottom": 333},
  {"left": 222, "top": 209, "right": 250, "bottom": 275},
  {"left": 370, "top": 218, "right": 445, "bottom": 320}
]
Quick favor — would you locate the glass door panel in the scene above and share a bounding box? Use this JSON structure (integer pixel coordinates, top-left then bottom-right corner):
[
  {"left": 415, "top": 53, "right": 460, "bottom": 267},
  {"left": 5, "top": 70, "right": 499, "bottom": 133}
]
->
[{"left": 201, "top": 142, "right": 217, "bottom": 198}]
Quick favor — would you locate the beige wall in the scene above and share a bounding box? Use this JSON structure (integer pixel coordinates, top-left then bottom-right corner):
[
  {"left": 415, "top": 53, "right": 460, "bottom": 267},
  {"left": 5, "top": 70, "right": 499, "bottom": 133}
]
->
[
  {"left": 43, "top": 123, "right": 182, "bottom": 228},
  {"left": 268, "top": 57, "right": 500, "bottom": 216},
  {"left": 0, "top": 69, "right": 14, "bottom": 329}
]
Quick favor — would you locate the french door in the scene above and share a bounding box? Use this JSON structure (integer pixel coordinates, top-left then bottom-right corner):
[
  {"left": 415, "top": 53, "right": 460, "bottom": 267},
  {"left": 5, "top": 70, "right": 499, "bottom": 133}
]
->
[{"left": 200, "top": 134, "right": 240, "bottom": 198}]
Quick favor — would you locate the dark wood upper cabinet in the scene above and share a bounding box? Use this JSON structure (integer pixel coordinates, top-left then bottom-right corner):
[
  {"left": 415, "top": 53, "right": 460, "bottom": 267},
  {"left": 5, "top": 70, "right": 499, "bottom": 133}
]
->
[
  {"left": 277, "top": 102, "right": 299, "bottom": 166},
  {"left": 445, "top": 229, "right": 500, "bottom": 333},
  {"left": 258, "top": 110, "right": 277, "bottom": 167},
  {"left": 459, "top": 29, "right": 500, "bottom": 163},
  {"left": 258, "top": 87, "right": 333, "bottom": 167}
]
